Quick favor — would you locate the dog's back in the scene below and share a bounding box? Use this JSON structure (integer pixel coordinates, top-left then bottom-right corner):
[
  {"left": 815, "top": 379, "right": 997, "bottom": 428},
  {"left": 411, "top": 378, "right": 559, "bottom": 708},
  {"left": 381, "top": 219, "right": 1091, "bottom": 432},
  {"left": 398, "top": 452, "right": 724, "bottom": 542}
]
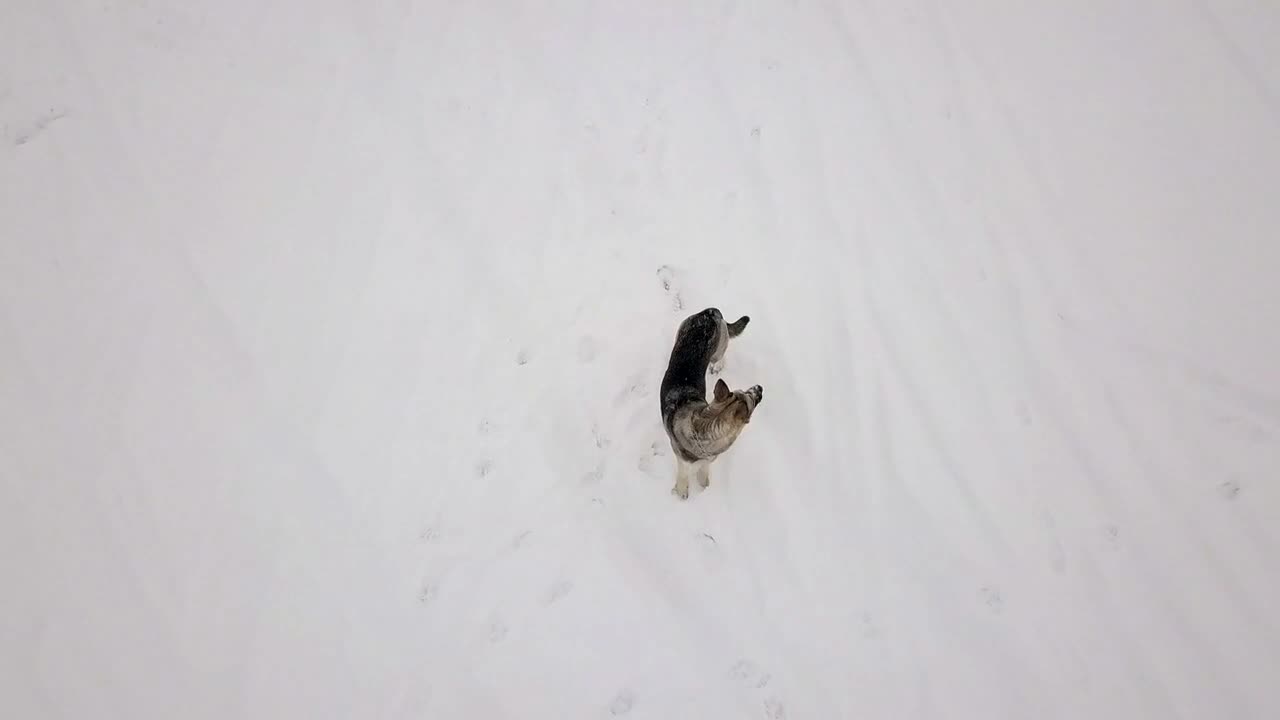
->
[{"left": 660, "top": 308, "right": 724, "bottom": 431}]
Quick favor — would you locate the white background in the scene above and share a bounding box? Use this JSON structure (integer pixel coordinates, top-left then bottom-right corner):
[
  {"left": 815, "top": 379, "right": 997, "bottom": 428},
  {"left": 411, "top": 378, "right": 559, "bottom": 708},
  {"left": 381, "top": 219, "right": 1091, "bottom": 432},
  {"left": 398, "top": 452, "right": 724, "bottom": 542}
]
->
[{"left": 3, "top": 1, "right": 1278, "bottom": 718}]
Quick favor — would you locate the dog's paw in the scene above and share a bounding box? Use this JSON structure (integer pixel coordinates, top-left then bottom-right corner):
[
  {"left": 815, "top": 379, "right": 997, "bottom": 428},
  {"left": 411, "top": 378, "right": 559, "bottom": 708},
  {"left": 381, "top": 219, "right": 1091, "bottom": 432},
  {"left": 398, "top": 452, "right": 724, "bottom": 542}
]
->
[
  {"left": 708, "top": 359, "right": 725, "bottom": 376},
  {"left": 672, "top": 484, "right": 690, "bottom": 500}
]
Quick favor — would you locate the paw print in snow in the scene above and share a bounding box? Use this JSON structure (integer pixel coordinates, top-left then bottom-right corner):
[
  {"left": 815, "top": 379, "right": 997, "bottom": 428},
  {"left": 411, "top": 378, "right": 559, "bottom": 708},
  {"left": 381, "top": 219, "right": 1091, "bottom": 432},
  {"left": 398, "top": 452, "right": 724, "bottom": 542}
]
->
[
  {"left": 488, "top": 617, "right": 509, "bottom": 643},
  {"left": 638, "top": 442, "right": 664, "bottom": 473},
  {"left": 859, "top": 612, "right": 879, "bottom": 640},
  {"left": 730, "top": 659, "right": 771, "bottom": 689},
  {"left": 1103, "top": 524, "right": 1121, "bottom": 551},
  {"left": 544, "top": 579, "right": 574, "bottom": 605},
  {"left": 592, "top": 422, "right": 611, "bottom": 449},
  {"left": 656, "top": 265, "right": 683, "bottom": 311},
  {"left": 1218, "top": 478, "right": 1242, "bottom": 500},
  {"left": 980, "top": 586, "right": 1003, "bottom": 614},
  {"left": 609, "top": 689, "right": 635, "bottom": 715},
  {"left": 418, "top": 582, "right": 439, "bottom": 605},
  {"left": 623, "top": 373, "right": 650, "bottom": 399}
]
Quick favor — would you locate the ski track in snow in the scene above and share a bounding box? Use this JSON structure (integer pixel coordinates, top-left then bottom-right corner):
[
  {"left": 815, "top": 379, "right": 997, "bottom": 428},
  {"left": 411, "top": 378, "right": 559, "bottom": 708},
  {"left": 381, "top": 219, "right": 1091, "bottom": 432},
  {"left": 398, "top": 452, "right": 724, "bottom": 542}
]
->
[{"left": 2, "top": 1, "right": 1279, "bottom": 718}]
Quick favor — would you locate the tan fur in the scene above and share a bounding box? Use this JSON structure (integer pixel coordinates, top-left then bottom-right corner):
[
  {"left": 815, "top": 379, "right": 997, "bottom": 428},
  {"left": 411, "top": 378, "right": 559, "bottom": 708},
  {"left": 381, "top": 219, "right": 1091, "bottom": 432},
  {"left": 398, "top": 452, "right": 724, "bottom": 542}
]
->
[
  {"left": 669, "top": 380, "right": 762, "bottom": 499},
  {"left": 660, "top": 308, "right": 761, "bottom": 499}
]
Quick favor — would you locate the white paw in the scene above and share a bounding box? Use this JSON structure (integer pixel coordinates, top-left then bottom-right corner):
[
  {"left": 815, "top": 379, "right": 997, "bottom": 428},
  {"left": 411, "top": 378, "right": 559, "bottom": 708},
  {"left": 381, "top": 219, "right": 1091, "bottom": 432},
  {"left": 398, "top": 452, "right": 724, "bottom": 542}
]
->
[
  {"left": 672, "top": 484, "right": 689, "bottom": 500},
  {"left": 708, "top": 360, "right": 725, "bottom": 375}
]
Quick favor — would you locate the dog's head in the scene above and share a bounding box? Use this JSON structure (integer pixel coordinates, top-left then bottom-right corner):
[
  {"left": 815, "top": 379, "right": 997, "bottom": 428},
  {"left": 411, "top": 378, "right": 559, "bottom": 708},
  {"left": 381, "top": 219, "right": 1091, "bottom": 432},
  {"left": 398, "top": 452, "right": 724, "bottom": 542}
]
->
[{"left": 711, "top": 378, "right": 763, "bottom": 424}]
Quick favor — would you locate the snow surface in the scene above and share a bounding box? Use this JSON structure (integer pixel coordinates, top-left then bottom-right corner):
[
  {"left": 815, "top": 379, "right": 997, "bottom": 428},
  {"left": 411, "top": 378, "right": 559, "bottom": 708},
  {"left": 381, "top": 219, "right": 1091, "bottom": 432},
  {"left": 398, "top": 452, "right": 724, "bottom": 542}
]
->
[{"left": 3, "top": 1, "right": 1280, "bottom": 718}]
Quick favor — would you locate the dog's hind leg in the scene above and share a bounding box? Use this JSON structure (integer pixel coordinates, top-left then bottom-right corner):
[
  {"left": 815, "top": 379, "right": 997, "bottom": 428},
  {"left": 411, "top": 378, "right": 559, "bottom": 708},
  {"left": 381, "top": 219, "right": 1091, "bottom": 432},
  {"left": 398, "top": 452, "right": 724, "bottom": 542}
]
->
[
  {"left": 672, "top": 459, "right": 691, "bottom": 500},
  {"left": 696, "top": 461, "right": 711, "bottom": 489}
]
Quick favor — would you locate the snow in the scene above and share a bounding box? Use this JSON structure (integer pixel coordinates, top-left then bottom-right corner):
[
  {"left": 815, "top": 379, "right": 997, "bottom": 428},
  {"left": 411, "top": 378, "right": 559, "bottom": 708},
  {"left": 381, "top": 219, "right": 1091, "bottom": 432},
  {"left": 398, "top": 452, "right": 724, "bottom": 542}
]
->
[{"left": 3, "top": 1, "right": 1279, "bottom": 718}]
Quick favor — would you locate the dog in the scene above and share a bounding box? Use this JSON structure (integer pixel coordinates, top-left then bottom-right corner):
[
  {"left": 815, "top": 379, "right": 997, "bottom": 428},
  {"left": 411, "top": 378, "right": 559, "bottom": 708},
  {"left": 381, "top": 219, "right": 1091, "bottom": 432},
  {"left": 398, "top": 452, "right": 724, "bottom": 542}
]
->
[{"left": 660, "top": 307, "right": 763, "bottom": 499}]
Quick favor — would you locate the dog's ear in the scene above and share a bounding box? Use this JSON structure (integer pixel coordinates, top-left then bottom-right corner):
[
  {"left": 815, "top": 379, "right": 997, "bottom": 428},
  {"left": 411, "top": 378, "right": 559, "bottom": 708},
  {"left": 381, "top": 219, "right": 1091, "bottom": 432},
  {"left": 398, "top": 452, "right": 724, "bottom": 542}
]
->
[{"left": 713, "top": 378, "right": 731, "bottom": 402}]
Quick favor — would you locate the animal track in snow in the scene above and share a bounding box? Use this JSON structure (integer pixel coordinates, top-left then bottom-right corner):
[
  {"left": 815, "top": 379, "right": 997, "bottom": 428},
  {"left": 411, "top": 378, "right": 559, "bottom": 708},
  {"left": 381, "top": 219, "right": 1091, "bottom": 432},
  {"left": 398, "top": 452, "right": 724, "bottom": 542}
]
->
[
  {"left": 609, "top": 689, "right": 635, "bottom": 715},
  {"left": 657, "top": 265, "right": 674, "bottom": 290},
  {"left": 695, "top": 533, "right": 721, "bottom": 569},
  {"left": 581, "top": 466, "right": 604, "bottom": 486},
  {"left": 730, "top": 659, "right": 771, "bottom": 689},
  {"left": 488, "top": 618, "right": 509, "bottom": 643},
  {"left": 763, "top": 697, "right": 787, "bottom": 719},
  {"left": 637, "top": 441, "right": 664, "bottom": 473},
  {"left": 476, "top": 459, "right": 494, "bottom": 478},
  {"left": 515, "top": 349, "right": 530, "bottom": 366},
  {"left": 1049, "top": 545, "right": 1066, "bottom": 574},
  {"left": 12, "top": 108, "right": 69, "bottom": 146},
  {"left": 621, "top": 373, "right": 650, "bottom": 400},
  {"left": 1218, "top": 478, "right": 1242, "bottom": 500},
  {"left": 418, "top": 582, "right": 439, "bottom": 605},
  {"left": 544, "top": 579, "right": 574, "bottom": 605},
  {"left": 1217, "top": 414, "right": 1271, "bottom": 443},
  {"left": 1103, "top": 524, "right": 1121, "bottom": 551},
  {"left": 859, "top": 612, "right": 879, "bottom": 640},
  {"left": 980, "top": 586, "right": 1003, "bottom": 614},
  {"left": 613, "top": 374, "right": 651, "bottom": 410},
  {"left": 592, "top": 422, "right": 611, "bottom": 449},
  {"left": 656, "top": 265, "right": 683, "bottom": 311}
]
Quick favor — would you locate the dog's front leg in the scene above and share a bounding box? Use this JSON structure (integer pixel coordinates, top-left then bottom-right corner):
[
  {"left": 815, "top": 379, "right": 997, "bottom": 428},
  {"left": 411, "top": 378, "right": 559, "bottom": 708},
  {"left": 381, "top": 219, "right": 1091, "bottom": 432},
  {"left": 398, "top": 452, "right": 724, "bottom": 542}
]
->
[
  {"left": 672, "top": 460, "right": 691, "bottom": 499},
  {"left": 696, "top": 461, "right": 711, "bottom": 489}
]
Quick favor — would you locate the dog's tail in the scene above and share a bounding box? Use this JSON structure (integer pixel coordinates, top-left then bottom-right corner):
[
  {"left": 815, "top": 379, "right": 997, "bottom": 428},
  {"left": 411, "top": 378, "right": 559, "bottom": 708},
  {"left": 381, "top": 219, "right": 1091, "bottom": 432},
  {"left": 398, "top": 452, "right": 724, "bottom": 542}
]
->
[{"left": 727, "top": 316, "right": 750, "bottom": 338}]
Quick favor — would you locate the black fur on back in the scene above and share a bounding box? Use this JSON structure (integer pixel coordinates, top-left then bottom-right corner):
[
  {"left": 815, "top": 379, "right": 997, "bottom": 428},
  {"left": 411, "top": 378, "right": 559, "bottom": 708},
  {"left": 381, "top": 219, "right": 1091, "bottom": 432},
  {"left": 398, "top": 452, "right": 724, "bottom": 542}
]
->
[{"left": 660, "top": 308, "right": 724, "bottom": 432}]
